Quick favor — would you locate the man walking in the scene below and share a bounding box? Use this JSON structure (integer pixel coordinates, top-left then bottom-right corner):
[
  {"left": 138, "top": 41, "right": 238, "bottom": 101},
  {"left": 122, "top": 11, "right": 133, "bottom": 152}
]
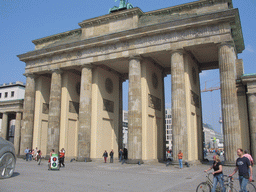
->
[
  {"left": 243, "top": 150, "right": 254, "bottom": 167},
  {"left": 178, "top": 150, "right": 183, "bottom": 169},
  {"left": 110, "top": 150, "right": 114, "bottom": 163},
  {"left": 229, "top": 148, "right": 253, "bottom": 192},
  {"left": 119, "top": 149, "right": 123, "bottom": 162},
  {"left": 59, "top": 149, "right": 65, "bottom": 167},
  {"left": 24, "top": 147, "right": 30, "bottom": 161}
]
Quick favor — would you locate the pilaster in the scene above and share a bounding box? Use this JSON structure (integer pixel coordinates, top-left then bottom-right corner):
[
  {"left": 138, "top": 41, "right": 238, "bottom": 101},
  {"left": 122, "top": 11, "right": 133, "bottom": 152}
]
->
[
  {"left": 20, "top": 73, "right": 36, "bottom": 155},
  {"left": 242, "top": 76, "right": 256, "bottom": 162},
  {"left": 118, "top": 76, "right": 124, "bottom": 150},
  {"left": 77, "top": 64, "right": 93, "bottom": 162},
  {"left": 218, "top": 42, "right": 241, "bottom": 164},
  {"left": 14, "top": 112, "right": 22, "bottom": 155},
  {"left": 1, "top": 112, "right": 8, "bottom": 139}
]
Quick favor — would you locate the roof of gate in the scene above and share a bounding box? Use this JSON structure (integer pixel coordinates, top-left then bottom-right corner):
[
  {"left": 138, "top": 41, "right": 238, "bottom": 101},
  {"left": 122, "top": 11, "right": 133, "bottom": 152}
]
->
[{"left": 18, "top": 0, "right": 244, "bottom": 61}]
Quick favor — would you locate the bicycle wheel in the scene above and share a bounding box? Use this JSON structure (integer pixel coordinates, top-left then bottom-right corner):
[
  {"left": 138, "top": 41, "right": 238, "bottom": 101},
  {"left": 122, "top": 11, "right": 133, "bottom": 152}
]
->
[
  {"left": 225, "top": 186, "right": 238, "bottom": 192},
  {"left": 196, "top": 182, "right": 211, "bottom": 192},
  {"left": 246, "top": 182, "right": 256, "bottom": 192}
]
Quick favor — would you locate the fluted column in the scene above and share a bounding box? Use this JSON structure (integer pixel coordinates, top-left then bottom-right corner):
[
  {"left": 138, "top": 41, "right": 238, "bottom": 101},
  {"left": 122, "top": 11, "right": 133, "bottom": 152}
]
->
[
  {"left": 247, "top": 92, "right": 256, "bottom": 161},
  {"left": 171, "top": 50, "right": 188, "bottom": 162},
  {"left": 20, "top": 74, "right": 36, "bottom": 155},
  {"left": 47, "top": 69, "right": 62, "bottom": 156},
  {"left": 1, "top": 113, "right": 8, "bottom": 139},
  {"left": 14, "top": 112, "right": 22, "bottom": 155},
  {"left": 77, "top": 65, "right": 92, "bottom": 162},
  {"left": 219, "top": 42, "right": 241, "bottom": 164},
  {"left": 127, "top": 56, "right": 142, "bottom": 163}
]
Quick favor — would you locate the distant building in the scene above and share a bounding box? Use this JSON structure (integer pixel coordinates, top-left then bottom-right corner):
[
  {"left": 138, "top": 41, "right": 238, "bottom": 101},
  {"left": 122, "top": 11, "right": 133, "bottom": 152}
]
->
[
  {"left": 203, "top": 123, "right": 224, "bottom": 149},
  {"left": 123, "top": 108, "right": 173, "bottom": 151},
  {"left": 165, "top": 108, "right": 172, "bottom": 150},
  {"left": 122, "top": 110, "right": 128, "bottom": 148},
  {"left": 0, "top": 82, "right": 25, "bottom": 153}
]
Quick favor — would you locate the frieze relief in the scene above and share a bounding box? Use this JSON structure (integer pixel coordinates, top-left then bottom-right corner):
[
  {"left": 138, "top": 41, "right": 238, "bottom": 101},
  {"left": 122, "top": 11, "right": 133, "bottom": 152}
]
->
[
  {"left": 191, "top": 90, "right": 200, "bottom": 108},
  {"left": 103, "top": 99, "right": 114, "bottom": 113},
  {"left": 25, "top": 23, "right": 228, "bottom": 70},
  {"left": 148, "top": 94, "right": 161, "bottom": 111}
]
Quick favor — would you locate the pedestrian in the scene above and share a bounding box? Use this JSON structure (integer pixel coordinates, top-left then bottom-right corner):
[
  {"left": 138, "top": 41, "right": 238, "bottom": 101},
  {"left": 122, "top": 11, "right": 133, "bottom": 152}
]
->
[
  {"left": 29, "top": 149, "right": 32, "bottom": 161},
  {"left": 178, "top": 150, "right": 183, "bottom": 169},
  {"left": 24, "top": 147, "right": 30, "bottom": 161},
  {"left": 37, "top": 150, "right": 42, "bottom": 165},
  {"left": 110, "top": 150, "right": 114, "bottom": 163},
  {"left": 204, "top": 155, "right": 225, "bottom": 192},
  {"left": 59, "top": 149, "right": 65, "bottom": 167},
  {"left": 103, "top": 150, "right": 108, "bottom": 163},
  {"left": 34, "top": 147, "right": 38, "bottom": 161},
  {"left": 48, "top": 149, "right": 56, "bottom": 169},
  {"left": 119, "top": 149, "right": 123, "bottom": 162},
  {"left": 229, "top": 148, "right": 253, "bottom": 192},
  {"left": 123, "top": 148, "right": 128, "bottom": 160},
  {"left": 243, "top": 149, "right": 254, "bottom": 167}
]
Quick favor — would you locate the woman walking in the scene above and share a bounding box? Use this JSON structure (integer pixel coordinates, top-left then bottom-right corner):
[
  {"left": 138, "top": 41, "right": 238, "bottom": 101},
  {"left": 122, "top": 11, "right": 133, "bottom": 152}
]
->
[{"left": 204, "top": 155, "right": 225, "bottom": 192}]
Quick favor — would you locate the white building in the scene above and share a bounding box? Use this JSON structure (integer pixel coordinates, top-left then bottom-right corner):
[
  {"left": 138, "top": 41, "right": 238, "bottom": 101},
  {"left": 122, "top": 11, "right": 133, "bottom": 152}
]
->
[
  {"left": 165, "top": 108, "right": 172, "bottom": 150},
  {"left": 203, "top": 123, "right": 217, "bottom": 149},
  {"left": 0, "top": 82, "right": 25, "bottom": 102},
  {"left": 122, "top": 110, "right": 128, "bottom": 148},
  {"left": 0, "top": 82, "right": 25, "bottom": 146}
]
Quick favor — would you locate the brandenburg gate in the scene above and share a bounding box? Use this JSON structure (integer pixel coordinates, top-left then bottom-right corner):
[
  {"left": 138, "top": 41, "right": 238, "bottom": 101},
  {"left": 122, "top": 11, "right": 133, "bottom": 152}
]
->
[{"left": 17, "top": 0, "right": 252, "bottom": 164}]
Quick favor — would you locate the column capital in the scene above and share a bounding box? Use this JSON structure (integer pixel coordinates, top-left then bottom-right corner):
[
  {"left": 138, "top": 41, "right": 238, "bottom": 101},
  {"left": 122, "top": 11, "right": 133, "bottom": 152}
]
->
[
  {"left": 51, "top": 68, "right": 63, "bottom": 74},
  {"left": 23, "top": 73, "right": 36, "bottom": 78},
  {"left": 218, "top": 41, "right": 235, "bottom": 49},
  {"left": 80, "top": 64, "right": 93, "bottom": 69},
  {"left": 129, "top": 55, "right": 142, "bottom": 61},
  {"left": 167, "top": 49, "right": 186, "bottom": 56}
]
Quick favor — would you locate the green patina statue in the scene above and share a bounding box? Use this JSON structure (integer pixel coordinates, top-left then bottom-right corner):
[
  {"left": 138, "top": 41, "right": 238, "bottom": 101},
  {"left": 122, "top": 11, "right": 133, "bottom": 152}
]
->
[{"left": 109, "top": 0, "right": 134, "bottom": 14}]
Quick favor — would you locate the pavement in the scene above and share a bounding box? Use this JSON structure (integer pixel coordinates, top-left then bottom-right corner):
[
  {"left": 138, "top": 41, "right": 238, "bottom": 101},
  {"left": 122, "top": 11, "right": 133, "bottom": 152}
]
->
[{"left": 0, "top": 155, "right": 255, "bottom": 192}]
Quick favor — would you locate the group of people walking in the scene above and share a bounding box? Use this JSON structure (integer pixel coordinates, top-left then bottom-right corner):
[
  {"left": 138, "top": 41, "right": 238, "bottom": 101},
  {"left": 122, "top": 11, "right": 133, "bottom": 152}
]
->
[
  {"left": 102, "top": 148, "right": 128, "bottom": 163},
  {"left": 204, "top": 148, "right": 253, "bottom": 192},
  {"left": 25, "top": 147, "right": 65, "bottom": 167},
  {"left": 24, "top": 147, "right": 42, "bottom": 165}
]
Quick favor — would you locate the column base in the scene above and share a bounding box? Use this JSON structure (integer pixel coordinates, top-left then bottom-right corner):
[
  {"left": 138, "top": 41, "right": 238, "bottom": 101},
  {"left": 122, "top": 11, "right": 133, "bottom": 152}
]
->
[
  {"left": 126, "top": 159, "right": 144, "bottom": 164},
  {"left": 171, "top": 160, "right": 201, "bottom": 166},
  {"left": 76, "top": 157, "right": 92, "bottom": 162},
  {"left": 45, "top": 155, "right": 50, "bottom": 160}
]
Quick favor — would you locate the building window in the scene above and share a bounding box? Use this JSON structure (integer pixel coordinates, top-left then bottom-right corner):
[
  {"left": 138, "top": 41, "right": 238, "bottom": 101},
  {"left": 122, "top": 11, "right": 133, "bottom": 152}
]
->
[
  {"left": 5, "top": 92, "right": 8, "bottom": 98},
  {"left": 11, "top": 91, "right": 14, "bottom": 97},
  {"left": 0, "top": 93, "right": 1, "bottom": 98}
]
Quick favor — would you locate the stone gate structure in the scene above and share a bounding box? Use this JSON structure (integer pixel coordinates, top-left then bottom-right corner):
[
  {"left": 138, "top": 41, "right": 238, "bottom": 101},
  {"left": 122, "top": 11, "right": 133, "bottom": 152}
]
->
[{"left": 17, "top": 0, "right": 254, "bottom": 164}]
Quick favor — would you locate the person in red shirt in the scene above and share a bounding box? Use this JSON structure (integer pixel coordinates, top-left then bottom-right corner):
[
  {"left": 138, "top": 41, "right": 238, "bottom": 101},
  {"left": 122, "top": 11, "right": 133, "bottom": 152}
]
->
[
  {"left": 59, "top": 149, "right": 65, "bottom": 168},
  {"left": 178, "top": 150, "right": 183, "bottom": 169}
]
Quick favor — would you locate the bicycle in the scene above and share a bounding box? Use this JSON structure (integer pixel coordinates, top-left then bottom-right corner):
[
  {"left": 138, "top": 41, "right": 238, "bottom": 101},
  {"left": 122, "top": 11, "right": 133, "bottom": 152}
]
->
[
  {"left": 196, "top": 172, "right": 222, "bottom": 192},
  {"left": 223, "top": 175, "right": 255, "bottom": 192},
  {"left": 224, "top": 176, "right": 237, "bottom": 192}
]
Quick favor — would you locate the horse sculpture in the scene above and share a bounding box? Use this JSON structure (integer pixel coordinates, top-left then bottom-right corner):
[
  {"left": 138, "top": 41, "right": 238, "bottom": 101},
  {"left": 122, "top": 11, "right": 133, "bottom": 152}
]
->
[{"left": 109, "top": 0, "right": 134, "bottom": 14}]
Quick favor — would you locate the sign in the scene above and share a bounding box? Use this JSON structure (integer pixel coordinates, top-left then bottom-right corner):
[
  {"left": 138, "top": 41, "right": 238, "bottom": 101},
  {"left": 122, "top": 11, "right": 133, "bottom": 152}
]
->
[{"left": 50, "top": 154, "right": 59, "bottom": 169}]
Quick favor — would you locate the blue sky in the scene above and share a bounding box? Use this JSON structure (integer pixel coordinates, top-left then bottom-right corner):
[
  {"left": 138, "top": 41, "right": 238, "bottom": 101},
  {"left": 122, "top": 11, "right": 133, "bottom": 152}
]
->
[{"left": 1, "top": 0, "right": 255, "bottom": 133}]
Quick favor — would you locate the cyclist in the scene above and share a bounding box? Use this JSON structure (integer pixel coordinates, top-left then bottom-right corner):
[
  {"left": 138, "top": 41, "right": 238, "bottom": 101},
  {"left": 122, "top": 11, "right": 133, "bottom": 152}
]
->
[
  {"left": 229, "top": 148, "right": 253, "bottom": 192},
  {"left": 204, "top": 155, "right": 225, "bottom": 192}
]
